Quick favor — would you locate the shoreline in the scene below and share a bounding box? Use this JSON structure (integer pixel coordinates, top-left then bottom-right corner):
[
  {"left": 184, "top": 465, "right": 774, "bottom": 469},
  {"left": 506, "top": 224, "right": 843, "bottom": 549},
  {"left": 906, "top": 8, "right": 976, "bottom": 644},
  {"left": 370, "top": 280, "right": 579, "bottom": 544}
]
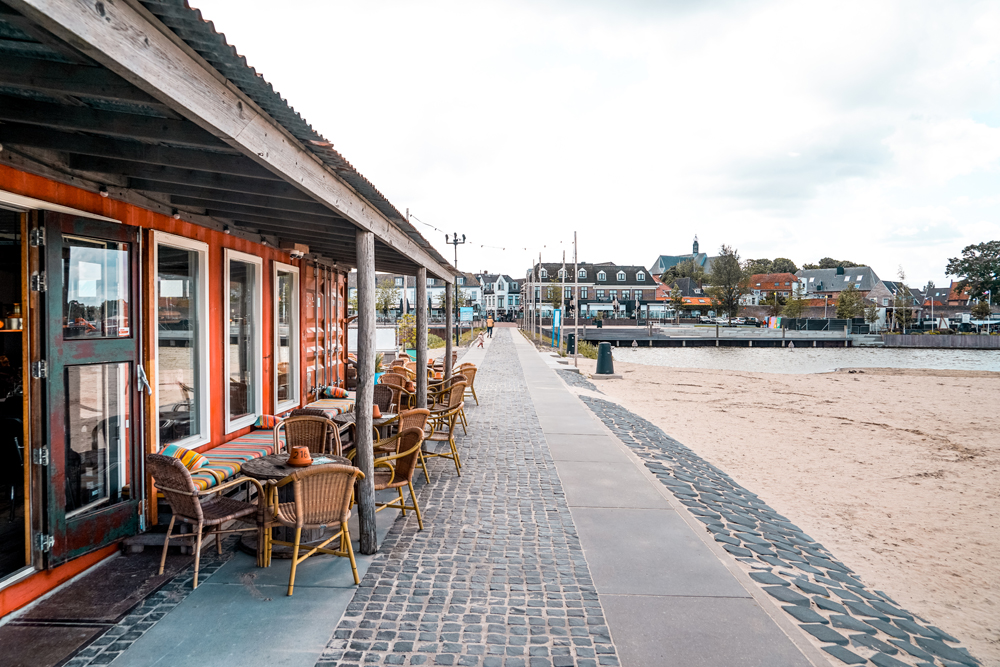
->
[{"left": 569, "top": 357, "right": 1000, "bottom": 665}]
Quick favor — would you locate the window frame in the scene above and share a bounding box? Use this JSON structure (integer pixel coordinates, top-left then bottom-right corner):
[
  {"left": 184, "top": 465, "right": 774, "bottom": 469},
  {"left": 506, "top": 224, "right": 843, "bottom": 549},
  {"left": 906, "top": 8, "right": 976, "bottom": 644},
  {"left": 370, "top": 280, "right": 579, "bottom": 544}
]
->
[
  {"left": 539, "top": 269, "right": 548, "bottom": 278},
  {"left": 273, "top": 260, "right": 300, "bottom": 414},
  {"left": 224, "top": 248, "right": 264, "bottom": 434},
  {"left": 636, "top": 272, "right": 645, "bottom": 281},
  {"left": 617, "top": 271, "right": 626, "bottom": 281},
  {"left": 152, "top": 231, "right": 210, "bottom": 451},
  {"left": 597, "top": 271, "right": 606, "bottom": 281}
]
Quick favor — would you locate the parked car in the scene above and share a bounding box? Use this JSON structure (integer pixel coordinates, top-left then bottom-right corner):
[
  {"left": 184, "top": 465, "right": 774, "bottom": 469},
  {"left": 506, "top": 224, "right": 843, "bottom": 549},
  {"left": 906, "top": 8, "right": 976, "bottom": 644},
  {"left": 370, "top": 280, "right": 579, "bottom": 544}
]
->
[
  {"left": 744, "top": 317, "right": 761, "bottom": 327},
  {"left": 699, "top": 316, "right": 713, "bottom": 324},
  {"left": 733, "top": 317, "right": 746, "bottom": 325}
]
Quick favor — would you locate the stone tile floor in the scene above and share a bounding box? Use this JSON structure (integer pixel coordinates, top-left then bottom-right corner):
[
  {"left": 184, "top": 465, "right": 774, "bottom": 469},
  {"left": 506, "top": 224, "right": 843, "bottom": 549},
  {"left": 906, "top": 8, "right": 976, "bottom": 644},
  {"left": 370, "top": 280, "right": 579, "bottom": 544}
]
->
[
  {"left": 575, "top": 394, "right": 980, "bottom": 667},
  {"left": 317, "top": 331, "right": 619, "bottom": 667}
]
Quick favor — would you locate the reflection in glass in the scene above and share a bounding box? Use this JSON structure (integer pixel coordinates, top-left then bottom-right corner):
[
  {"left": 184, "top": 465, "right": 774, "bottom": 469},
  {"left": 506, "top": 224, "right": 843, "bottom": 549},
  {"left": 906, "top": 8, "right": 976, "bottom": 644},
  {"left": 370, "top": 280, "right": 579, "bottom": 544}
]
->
[
  {"left": 157, "top": 246, "right": 201, "bottom": 446},
  {"left": 276, "top": 270, "right": 294, "bottom": 405},
  {"left": 229, "top": 260, "right": 255, "bottom": 421},
  {"left": 65, "top": 363, "right": 129, "bottom": 515},
  {"left": 62, "top": 237, "right": 129, "bottom": 339}
]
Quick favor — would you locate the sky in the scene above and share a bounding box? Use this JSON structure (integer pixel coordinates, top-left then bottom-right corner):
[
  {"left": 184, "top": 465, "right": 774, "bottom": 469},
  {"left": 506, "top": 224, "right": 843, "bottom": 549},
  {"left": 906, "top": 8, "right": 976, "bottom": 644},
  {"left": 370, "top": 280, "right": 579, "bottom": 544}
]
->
[{"left": 192, "top": 0, "right": 1000, "bottom": 287}]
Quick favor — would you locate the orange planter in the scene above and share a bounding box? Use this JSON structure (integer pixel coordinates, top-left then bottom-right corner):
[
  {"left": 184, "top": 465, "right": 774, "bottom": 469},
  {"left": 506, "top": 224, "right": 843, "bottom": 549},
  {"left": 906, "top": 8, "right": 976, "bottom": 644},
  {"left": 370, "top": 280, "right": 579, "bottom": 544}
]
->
[
  {"left": 373, "top": 404, "right": 382, "bottom": 418},
  {"left": 287, "top": 446, "right": 313, "bottom": 467}
]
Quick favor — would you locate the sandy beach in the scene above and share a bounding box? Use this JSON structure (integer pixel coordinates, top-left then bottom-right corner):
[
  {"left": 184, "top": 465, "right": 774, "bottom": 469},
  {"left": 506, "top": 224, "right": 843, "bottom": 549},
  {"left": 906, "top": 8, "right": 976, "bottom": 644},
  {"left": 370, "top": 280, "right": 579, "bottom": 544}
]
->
[{"left": 571, "top": 357, "right": 1000, "bottom": 665}]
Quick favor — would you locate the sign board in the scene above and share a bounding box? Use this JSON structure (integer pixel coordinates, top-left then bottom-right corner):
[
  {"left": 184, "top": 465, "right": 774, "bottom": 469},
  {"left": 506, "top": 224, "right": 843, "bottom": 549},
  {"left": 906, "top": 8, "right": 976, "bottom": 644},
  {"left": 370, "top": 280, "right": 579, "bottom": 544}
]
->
[{"left": 459, "top": 307, "right": 473, "bottom": 322}]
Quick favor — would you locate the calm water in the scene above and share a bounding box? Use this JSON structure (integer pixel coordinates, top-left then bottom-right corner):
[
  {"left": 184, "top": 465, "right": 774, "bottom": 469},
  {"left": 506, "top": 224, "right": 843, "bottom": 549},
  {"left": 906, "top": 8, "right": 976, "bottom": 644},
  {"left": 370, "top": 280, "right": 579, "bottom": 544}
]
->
[{"left": 614, "top": 346, "right": 1000, "bottom": 374}]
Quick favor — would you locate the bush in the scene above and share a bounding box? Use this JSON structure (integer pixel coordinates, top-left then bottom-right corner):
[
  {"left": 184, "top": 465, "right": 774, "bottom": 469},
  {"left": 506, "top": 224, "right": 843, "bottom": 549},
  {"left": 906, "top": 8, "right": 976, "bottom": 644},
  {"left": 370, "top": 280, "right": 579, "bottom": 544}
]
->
[
  {"left": 578, "top": 341, "right": 598, "bottom": 359},
  {"left": 428, "top": 334, "right": 445, "bottom": 349}
]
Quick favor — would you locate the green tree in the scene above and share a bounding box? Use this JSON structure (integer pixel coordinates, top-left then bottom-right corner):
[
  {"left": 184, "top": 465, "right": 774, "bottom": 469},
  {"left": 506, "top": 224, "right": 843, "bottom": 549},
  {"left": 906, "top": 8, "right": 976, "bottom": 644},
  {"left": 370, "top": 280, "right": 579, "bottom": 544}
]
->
[
  {"left": 669, "top": 283, "right": 685, "bottom": 322},
  {"left": 771, "top": 257, "right": 798, "bottom": 274},
  {"left": 375, "top": 277, "right": 400, "bottom": 318},
  {"left": 802, "top": 258, "right": 863, "bottom": 270},
  {"left": 836, "top": 284, "right": 865, "bottom": 319},
  {"left": 660, "top": 259, "right": 705, "bottom": 285},
  {"left": 434, "top": 287, "right": 471, "bottom": 310},
  {"left": 396, "top": 313, "right": 416, "bottom": 349},
  {"left": 946, "top": 241, "right": 1000, "bottom": 301},
  {"left": 745, "top": 259, "right": 773, "bottom": 276},
  {"left": 545, "top": 277, "right": 563, "bottom": 310},
  {"left": 782, "top": 283, "right": 807, "bottom": 318},
  {"left": 971, "top": 299, "right": 991, "bottom": 320},
  {"left": 761, "top": 293, "right": 786, "bottom": 317},
  {"left": 864, "top": 300, "right": 880, "bottom": 332},
  {"left": 705, "top": 245, "right": 749, "bottom": 319}
]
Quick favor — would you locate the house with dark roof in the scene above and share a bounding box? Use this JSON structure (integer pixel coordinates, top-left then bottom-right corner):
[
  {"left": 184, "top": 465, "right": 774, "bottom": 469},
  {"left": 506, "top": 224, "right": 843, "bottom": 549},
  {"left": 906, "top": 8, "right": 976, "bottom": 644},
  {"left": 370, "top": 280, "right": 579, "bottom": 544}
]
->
[
  {"left": 795, "top": 266, "right": 880, "bottom": 301},
  {"left": 741, "top": 273, "right": 801, "bottom": 305},
  {"left": 525, "top": 262, "right": 656, "bottom": 317},
  {"left": 476, "top": 273, "right": 520, "bottom": 318},
  {"left": 650, "top": 236, "right": 720, "bottom": 277}
]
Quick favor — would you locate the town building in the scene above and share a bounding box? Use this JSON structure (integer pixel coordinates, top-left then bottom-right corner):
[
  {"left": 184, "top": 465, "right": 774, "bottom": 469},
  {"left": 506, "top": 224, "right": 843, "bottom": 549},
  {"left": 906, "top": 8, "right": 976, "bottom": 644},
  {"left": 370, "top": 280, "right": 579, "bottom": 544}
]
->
[
  {"left": 525, "top": 262, "right": 656, "bottom": 318},
  {"left": 741, "top": 273, "right": 801, "bottom": 306},
  {"left": 946, "top": 281, "right": 972, "bottom": 306},
  {"left": 347, "top": 272, "right": 481, "bottom": 319},
  {"left": 476, "top": 273, "right": 521, "bottom": 319},
  {"left": 649, "top": 236, "right": 720, "bottom": 277},
  {"left": 0, "top": 2, "right": 455, "bottom": 616},
  {"left": 795, "top": 266, "right": 880, "bottom": 306}
]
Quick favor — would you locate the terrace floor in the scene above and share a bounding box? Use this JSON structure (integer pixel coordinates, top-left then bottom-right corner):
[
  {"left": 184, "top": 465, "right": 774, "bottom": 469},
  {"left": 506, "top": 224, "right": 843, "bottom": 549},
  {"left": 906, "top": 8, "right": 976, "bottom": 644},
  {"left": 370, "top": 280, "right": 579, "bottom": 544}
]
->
[{"left": 17, "top": 325, "right": 978, "bottom": 667}]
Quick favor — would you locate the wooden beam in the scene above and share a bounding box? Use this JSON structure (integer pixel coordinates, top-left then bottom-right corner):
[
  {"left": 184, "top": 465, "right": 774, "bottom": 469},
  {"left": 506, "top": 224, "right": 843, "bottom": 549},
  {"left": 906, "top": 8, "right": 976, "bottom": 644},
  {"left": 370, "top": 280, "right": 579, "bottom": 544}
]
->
[
  {"left": 128, "top": 179, "right": 314, "bottom": 207},
  {"left": 70, "top": 154, "right": 284, "bottom": 184},
  {"left": 354, "top": 229, "right": 377, "bottom": 554},
  {"left": 416, "top": 268, "right": 428, "bottom": 410},
  {"left": 124, "top": 171, "right": 313, "bottom": 201},
  {"left": 0, "top": 93, "right": 222, "bottom": 148},
  {"left": 0, "top": 123, "right": 278, "bottom": 178},
  {"left": 0, "top": 55, "right": 167, "bottom": 107},
  {"left": 7, "top": 0, "right": 456, "bottom": 281},
  {"left": 168, "top": 193, "right": 334, "bottom": 218},
  {"left": 445, "top": 287, "right": 454, "bottom": 379}
]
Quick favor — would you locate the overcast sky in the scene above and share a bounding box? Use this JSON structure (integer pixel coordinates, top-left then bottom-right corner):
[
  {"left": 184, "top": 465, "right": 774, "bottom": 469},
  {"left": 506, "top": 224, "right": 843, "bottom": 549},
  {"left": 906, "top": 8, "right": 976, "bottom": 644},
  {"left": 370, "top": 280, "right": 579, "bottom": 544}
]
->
[{"left": 194, "top": 0, "right": 999, "bottom": 287}]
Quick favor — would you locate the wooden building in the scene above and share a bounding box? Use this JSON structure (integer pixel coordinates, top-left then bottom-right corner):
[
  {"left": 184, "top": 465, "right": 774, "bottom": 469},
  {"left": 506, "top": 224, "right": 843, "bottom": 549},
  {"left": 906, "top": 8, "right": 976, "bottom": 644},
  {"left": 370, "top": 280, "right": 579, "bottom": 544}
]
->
[{"left": 0, "top": 0, "right": 456, "bottom": 616}]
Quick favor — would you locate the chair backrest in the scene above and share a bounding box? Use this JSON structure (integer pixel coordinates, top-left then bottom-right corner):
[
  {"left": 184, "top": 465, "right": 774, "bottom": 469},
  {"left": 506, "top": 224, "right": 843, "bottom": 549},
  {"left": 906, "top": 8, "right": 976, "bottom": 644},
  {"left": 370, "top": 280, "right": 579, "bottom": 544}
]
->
[
  {"left": 447, "top": 382, "right": 467, "bottom": 411},
  {"left": 281, "top": 464, "right": 364, "bottom": 527},
  {"left": 146, "top": 453, "right": 203, "bottom": 522},
  {"left": 279, "top": 415, "right": 335, "bottom": 455},
  {"left": 397, "top": 408, "right": 430, "bottom": 432},
  {"left": 373, "top": 384, "right": 393, "bottom": 412},
  {"left": 460, "top": 366, "right": 477, "bottom": 387},
  {"left": 380, "top": 373, "right": 407, "bottom": 389},
  {"left": 389, "top": 427, "right": 424, "bottom": 483}
]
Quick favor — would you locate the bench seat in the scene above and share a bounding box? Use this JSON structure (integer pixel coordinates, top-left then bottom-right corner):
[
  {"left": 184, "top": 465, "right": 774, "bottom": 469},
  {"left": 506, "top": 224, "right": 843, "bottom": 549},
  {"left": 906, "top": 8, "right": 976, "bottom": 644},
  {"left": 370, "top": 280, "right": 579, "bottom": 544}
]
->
[{"left": 188, "top": 430, "right": 284, "bottom": 491}]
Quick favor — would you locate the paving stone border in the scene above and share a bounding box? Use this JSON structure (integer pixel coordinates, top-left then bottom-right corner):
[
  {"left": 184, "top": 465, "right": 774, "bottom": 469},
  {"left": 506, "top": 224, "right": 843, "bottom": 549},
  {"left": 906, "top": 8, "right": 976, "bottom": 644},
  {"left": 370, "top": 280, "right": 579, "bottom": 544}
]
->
[
  {"left": 554, "top": 370, "right": 601, "bottom": 394},
  {"left": 317, "top": 330, "right": 620, "bottom": 667},
  {"left": 575, "top": 395, "right": 980, "bottom": 667},
  {"left": 61, "top": 539, "right": 237, "bottom": 667}
]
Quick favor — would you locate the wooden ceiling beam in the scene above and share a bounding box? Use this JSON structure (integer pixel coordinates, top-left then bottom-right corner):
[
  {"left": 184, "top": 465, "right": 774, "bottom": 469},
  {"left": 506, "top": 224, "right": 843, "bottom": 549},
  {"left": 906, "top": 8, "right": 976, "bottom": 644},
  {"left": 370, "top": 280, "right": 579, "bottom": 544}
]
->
[
  {"left": 0, "top": 54, "right": 168, "bottom": 108},
  {"left": 172, "top": 198, "right": 350, "bottom": 228}
]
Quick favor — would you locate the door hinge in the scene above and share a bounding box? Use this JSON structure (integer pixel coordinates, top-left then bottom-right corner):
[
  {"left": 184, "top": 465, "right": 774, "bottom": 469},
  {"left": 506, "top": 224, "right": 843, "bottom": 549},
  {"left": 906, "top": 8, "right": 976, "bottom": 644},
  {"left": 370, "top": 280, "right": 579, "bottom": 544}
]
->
[
  {"left": 30, "top": 271, "right": 46, "bottom": 292},
  {"left": 29, "top": 226, "right": 45, "bottom": 247},
  {"left": 32, "top": 447, "right": 50, "bottom": 466},
  {"left": 35, "top": 533, "right": 54, "bottom": 553},
  {"left": 31, "top": 360, "right": 47, "bottom": 379}
]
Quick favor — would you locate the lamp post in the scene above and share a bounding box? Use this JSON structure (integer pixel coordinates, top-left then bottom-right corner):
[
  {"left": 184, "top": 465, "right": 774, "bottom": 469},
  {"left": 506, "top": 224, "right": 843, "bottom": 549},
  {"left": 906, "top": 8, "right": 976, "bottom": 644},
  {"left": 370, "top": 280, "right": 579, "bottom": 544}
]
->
[{"left": 445, "top": 233, "right": 466, "bottom": 344}]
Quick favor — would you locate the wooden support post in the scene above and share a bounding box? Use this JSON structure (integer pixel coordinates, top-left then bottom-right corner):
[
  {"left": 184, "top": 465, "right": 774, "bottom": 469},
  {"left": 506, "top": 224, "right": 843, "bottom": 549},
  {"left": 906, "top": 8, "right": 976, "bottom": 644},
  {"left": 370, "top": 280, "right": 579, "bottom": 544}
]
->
[
  {"left": 416, "top": 268, "right": 428, "bottom": 409},
  {"left": 445, "top": 287, "right": 454, "bottom": 379},
  {"left": 354, "top": 229, "right": 377, "bottom": 554}
]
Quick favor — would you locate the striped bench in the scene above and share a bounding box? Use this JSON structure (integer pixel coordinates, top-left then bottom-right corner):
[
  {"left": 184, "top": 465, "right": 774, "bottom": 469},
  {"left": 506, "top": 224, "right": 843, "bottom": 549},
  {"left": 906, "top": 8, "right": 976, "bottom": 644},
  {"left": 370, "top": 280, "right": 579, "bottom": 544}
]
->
[{"left": 188, "top": 430, "right": 284, "bottom": 491}]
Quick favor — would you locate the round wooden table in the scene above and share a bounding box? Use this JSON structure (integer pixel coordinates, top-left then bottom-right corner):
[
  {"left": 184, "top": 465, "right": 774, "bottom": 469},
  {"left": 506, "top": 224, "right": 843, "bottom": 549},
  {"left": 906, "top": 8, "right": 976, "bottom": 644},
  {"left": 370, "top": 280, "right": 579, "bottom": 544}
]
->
[{"left": 239, "top": 453, "right": 352, "bottom": 559}]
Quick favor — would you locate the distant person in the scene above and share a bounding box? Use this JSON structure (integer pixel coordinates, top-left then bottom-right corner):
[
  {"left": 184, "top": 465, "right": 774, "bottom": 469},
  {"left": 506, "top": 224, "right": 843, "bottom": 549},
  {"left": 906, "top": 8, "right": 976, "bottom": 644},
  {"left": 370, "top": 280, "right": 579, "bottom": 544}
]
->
[
  {"left": 487, "top": 316, "right": 494, "bottom": 338},
  {"left": 476, "top": 332, "right": 486, "bottom": 348}
]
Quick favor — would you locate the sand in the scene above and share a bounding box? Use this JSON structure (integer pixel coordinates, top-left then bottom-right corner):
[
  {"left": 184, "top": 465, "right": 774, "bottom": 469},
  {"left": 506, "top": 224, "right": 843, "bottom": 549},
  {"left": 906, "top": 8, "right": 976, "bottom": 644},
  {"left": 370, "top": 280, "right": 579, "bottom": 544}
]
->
[{"left": 572, "top": 358, "right": 1000, "bottom": 665}]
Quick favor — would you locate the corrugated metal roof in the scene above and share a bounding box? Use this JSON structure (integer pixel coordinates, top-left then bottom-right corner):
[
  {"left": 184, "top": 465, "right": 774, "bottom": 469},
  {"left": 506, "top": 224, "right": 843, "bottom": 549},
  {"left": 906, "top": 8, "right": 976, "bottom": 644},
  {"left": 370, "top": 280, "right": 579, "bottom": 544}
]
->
[{"left": 138, "top": 0, "right": 453, "bottom": 270}]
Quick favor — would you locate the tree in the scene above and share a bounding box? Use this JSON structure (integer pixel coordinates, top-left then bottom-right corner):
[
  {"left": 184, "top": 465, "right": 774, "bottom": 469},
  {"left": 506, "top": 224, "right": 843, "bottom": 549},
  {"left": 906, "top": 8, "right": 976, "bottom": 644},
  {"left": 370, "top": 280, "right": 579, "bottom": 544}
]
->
[
  {"left": 836, "top": 284, "right": 865, "bottom": 319},
  {"left": 705, "top": 245, "right": 749, "bottom": 318},
  {"left": 782, "top": 285, "right": 807, "bottom": 318},
  {"left": 892, "top": 266, "right": 914, "bottom": 331},
  {"left": 660, "top": 259, "right": 706, "bottom": 285},
  {"left": 375, "top": 277, "right": 400, "bottom": 318},
  {"left": 545, "top": 277, "right": 563, "bottom": 310},
  {"left": 669, "top": 283, "right": 685, "bottom": 322},
  {"left": 802, "top": 258, "right": 863, "bottom": 270},
  {"left": 396, "top": 313, "right": 416, "bottom": 349},
  {"left": 761, "top": 292, "right": 786, "bottom": 317},
  {"left": 434, "top": 287, "right": 472, "bottom": 310},
  {"left": 348, "top": 290, "right": 358, "bottom": 314},
  {"left": 971, "top": 299, "right": 991, "bottom": 320},
  {"left": 864, "top": 300, "right": 880, "bottom": 332},
  {"left": 946, "top": 241, "right": 1000, "bottom": 301},
  {"left": 745, "top": 259, "right": 773, "bottom": 276},
  {"left": 771, "top": 257, "right": 798, "bottom": 274}
]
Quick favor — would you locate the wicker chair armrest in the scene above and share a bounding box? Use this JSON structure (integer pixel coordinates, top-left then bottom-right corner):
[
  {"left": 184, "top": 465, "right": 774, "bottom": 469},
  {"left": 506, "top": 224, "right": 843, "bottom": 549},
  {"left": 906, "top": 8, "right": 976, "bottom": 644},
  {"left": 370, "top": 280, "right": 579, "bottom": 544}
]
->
[{"left": 373, "top": 458, "right": 397, "bottom": 484}]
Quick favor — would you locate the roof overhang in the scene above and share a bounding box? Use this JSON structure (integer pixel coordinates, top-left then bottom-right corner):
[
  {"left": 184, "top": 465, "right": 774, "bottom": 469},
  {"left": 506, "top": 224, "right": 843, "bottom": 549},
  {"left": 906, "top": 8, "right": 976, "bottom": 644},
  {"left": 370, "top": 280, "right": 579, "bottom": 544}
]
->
[{"left": 0, "top": 0, "right": 456, "bottom": 281}]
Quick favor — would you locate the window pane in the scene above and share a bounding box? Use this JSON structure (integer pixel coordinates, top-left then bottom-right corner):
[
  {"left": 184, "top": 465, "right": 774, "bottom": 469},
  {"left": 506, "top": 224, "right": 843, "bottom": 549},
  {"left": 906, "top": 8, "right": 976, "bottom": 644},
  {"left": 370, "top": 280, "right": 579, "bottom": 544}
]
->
[
  {"left": 229, "top": 260, "right": 255, "bottom": 421},
  {"left": 62, "top": 237, "right": 129, "bottom": 339},
  {"left": 65, "top": 363, "right": 129, "bottom": 515},
  {"left": 276, "top": 270, "right": 295, "bottom": 405},
  {"left": 157, "top": 246, "right": 201, "bottom": 446}
]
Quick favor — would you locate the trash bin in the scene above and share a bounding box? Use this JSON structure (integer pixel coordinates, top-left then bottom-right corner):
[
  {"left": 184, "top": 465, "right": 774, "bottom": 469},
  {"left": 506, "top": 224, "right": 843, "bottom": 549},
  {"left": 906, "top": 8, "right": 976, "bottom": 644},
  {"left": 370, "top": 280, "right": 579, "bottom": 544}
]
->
[
  {"left": 595, "top": 342, "right": 614, "bottom": 375},
  {"left": 596, "top": 319, "right": 603, "bottom": 329},
  {"left": 566, "top": 333, "right": 576, "bottom": 354}
]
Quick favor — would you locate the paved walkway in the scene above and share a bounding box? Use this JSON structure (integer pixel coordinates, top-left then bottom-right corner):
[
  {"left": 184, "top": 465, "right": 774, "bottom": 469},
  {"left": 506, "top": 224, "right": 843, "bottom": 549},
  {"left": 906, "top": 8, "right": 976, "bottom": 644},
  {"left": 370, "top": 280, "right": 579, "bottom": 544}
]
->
[{"left": 73, "top": 326, "right": 977, "bottom": 667}]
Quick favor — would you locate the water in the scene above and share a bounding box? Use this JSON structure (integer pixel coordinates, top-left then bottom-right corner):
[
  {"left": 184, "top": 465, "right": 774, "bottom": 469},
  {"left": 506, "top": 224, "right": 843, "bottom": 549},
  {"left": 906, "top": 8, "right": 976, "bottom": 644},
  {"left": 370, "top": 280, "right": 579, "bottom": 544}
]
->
[{"left": 613, "top": 346, "right": 1000, "bottom": 374}]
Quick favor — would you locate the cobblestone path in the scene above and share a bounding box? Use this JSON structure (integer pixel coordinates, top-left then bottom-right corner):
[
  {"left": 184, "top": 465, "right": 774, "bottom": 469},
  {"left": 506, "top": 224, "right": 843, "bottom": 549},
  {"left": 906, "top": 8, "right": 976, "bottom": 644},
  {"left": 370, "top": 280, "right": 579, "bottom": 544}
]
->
[
  {"left": 317, "top": 329, "right": 619, "bottom": 667},
  {"left": 577, "top": 395, "right": 980, "bottom": 667}
]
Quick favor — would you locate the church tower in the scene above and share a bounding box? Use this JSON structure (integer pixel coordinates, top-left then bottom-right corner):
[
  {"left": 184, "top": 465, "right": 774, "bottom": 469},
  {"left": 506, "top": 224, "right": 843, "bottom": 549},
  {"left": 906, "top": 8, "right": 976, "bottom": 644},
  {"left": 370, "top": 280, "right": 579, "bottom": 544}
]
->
[{"left": 693, "top": 235, "right": 699, "bottom": 255}]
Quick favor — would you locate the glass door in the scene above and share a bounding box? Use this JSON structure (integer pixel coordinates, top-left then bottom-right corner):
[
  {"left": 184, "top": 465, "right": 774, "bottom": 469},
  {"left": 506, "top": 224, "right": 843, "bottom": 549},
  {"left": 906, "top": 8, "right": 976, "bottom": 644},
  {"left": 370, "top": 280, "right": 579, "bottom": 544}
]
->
[{"left": 43, "top": 213, "right": 140, "bottom": 565}]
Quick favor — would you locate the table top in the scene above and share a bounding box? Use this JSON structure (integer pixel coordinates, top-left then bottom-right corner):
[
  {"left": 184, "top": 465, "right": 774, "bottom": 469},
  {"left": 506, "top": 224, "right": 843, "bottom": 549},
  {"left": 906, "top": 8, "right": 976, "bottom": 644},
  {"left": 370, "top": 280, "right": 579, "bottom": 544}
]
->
[
  {"left": 331, "top": 412, "right": 397, "bottom": 427},
  {"left": 241, "top": 454, "right": 352, "bottom": 480}
]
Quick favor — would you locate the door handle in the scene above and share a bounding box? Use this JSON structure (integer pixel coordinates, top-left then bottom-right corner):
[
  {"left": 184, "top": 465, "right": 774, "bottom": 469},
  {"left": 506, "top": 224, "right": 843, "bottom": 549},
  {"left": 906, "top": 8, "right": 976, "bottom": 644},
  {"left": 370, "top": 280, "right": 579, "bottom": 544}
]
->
[{"left": 137, "top": 365, "right": 152, "bottom": 395}]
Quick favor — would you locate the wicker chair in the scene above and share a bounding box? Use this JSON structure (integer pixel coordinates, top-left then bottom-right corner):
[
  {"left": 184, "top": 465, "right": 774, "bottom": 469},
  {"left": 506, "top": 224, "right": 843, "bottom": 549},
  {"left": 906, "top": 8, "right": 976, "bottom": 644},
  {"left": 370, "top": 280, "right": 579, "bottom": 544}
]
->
[
  {"left": 147, "top": 453, "right": 265, "bottom": 589},
  {"left": 379, "top": 408, "right": 431, "bottom": 482},
  {"left": 424, "top": 382, "right": 466, "bottom": 475},
  {"left": 429, "top": 374, "right": 469, "bottom": 434},
  {"left": 373, "top": 384, "right": 394, "bottom": 413},
  {"left": 379, "top": 373, "right": 413, "bottom": 411},
  {"left": 275, "top": 415, "right": 340, "bottom": 457},
  {"left": 371, "top": 427, "right": 425, "bottom": 530},
  {"left": 457, "top": 365, "right": 479, "bottom": 406},
  {"left": 260, "top": 464, "right": 365, "bottom": 595},
  {"left": 288, "top": 409, "right": 343, "bottom": 455}
]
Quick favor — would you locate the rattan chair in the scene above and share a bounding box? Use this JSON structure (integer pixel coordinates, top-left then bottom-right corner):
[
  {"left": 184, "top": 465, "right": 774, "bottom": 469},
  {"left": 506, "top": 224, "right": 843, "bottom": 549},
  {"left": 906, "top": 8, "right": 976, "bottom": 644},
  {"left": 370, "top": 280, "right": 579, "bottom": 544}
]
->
[
  {"left": 260, "top": 464, "right": 365, "bottom": 595},
  {"left": 424, "top": 382, "right": 466, "bottom": 475},
  {"left": 289, "top": 408, "right": 343, "bottom": 455},
  {"left": 275, "top": 415, "right": 340, "bottom": 457},
  {"left": 457, "top": 365, "right": 479, "bottom": 406},
  {"left": 147, "top": 453, "right": 265, "bottom": 589},
  {"left": 373, "top": 384, "right": 393, "bottom": 413},
  {"left": 372, "top": 427, "right": 425, "bottom": 530},
  {"left": 429, "top": 373, "right": 469, "bottom": 433},
  {"left": 379, "top": 373, "right": 413, "bottom": 411},
  {"left": 379, "top": 408, "right": 431, "bottom": 482}
]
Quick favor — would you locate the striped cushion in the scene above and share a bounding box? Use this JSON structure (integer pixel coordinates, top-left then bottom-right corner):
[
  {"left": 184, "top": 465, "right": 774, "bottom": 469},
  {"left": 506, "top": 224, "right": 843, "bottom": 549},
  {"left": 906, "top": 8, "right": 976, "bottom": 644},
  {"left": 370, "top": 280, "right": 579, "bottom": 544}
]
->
[
  {"left": 304, "top": 398, "right": 355, "bottom": 417},
  {"left": 188, "top": 431, "right": 284, "bottom": 491},
  {"left": 322, "top": 386, "right": 350, "bottom": 399},
  {"left": 253, "top": 414, "right": 280, "bottom": 429},
  {"left": 160, "top": 444, "right": 208, "bottom": 471}
]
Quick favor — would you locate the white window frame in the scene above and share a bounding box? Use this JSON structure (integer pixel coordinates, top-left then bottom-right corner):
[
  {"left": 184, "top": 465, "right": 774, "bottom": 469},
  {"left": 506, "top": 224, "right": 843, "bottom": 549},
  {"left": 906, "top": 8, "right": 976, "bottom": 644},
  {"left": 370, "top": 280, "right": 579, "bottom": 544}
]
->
[
  {"left": 539, "top": 269, "right": 547, "bottom": 278},
  {"left": 273, "top": 261, "right": 300, "bottom": 414},
  {"left": 617, "top": 271, "right": 626, "bottom": 281},
  {"left": 152, "top": 231, "right": 210, "bottom": 450},
  {"left": 597, "top": 271, "right": 606, "bottom": 281},
  {"left": 637, "top": 272, "right": 645, "bottom": 281},
  {"left": 224, "top": 249, "right": 263, "bottom": 434}
]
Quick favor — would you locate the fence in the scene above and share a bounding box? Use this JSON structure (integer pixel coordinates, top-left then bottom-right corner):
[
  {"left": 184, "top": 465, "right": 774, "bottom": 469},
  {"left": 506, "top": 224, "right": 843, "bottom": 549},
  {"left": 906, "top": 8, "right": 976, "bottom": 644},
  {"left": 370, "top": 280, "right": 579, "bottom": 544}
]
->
[{"left": 881, "top": 334, "right": 1000, "bottom": 349}]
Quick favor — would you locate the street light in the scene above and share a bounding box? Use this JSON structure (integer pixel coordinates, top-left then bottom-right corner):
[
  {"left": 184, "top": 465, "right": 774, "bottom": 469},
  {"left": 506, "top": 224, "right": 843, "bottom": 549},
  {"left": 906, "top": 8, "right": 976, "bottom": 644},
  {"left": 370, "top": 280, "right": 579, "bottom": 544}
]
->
[{"left": 445, "top": 233, "right": 466, "bottom": 343}]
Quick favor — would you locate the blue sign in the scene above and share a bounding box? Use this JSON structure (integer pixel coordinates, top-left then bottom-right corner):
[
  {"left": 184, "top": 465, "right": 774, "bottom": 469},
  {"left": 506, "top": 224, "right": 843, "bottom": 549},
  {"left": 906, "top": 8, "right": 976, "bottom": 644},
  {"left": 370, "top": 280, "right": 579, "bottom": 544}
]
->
[{"left": 459, "top": 307, "right": 473, "bottom": 322}]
